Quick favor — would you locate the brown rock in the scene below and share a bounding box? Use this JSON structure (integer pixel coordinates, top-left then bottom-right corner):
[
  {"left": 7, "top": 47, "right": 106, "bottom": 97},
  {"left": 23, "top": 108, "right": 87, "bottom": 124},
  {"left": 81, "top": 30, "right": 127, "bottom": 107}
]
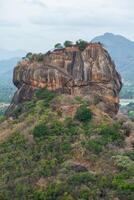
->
[{"left": 6, "top": 43, "right": 122, "bottom": 117}]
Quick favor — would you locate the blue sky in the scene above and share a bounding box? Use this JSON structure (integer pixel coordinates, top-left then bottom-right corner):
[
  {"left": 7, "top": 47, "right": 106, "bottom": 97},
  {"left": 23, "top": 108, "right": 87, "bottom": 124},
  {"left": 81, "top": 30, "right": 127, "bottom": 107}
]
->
[{"left": 0, "top": 0, "right": 134, "bottom": 52}]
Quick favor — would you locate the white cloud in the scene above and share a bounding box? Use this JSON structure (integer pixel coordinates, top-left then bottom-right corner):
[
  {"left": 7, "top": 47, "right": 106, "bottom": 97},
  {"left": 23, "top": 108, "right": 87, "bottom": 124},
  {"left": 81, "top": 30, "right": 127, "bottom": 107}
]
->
[
  {"left": 0, "top": 0, "right": 134, "bottom": 51},
  {"left": 23, "top": 0, "right": 46, "bottom": 7}
]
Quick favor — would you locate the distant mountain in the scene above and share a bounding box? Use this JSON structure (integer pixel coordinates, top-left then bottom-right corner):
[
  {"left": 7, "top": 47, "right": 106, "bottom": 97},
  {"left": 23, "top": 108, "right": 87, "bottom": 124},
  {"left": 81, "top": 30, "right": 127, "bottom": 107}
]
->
[
  {"left": 0, "top": 49, "right": 26, "bottom": 60},
  {"left": 0, "top": 57, "right": 21, "bottom": 103},
  {"left": 92, "top": 33, "right": 134, "bottom": 85},
  {"left": 0, "top": 57, "right": 20, "bottom": 75},
  {"left": 0, "top": 48, "right": 27, "bottom": 104}
]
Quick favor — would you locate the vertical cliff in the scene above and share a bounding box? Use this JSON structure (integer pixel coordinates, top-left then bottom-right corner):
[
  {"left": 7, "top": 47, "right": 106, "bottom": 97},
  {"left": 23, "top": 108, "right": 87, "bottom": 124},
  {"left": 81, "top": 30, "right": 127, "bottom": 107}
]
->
[{"left": 6, "top": 43, "right": 122, "bottom": 117}]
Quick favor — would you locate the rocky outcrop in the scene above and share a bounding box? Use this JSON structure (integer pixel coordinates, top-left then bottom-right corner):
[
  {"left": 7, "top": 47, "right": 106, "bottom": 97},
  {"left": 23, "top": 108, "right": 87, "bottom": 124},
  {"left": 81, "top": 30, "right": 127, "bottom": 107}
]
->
[{"left": 6, "top": 43, "right": 122, "bottom": 117}]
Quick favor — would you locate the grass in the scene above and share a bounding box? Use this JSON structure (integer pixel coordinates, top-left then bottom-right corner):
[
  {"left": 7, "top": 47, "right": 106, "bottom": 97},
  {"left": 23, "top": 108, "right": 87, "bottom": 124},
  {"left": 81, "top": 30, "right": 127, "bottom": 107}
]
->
[{"left": 0, "top": 91, "right": 133, "bottom": 200}]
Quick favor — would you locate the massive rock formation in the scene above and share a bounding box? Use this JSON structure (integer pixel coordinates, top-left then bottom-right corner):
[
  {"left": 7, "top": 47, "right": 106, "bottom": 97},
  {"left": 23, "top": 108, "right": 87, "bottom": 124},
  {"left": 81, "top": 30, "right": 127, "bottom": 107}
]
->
[{"left": 6, "top": 43, "right": 122, "bottom": 117}]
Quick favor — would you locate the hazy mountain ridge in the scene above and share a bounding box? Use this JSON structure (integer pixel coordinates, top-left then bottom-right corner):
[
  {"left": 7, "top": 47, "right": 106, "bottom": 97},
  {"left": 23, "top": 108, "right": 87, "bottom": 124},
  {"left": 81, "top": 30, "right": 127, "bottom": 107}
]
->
[
  {"left": 0, "top": 49, "right": 26, "bottom": 60},
  {"left": 0, "top": 57, "right": 20, "bottom": 76},
  {"left": 0, "top": 48, "right": 27, "bottom": 104},
  {"left": 92, "top": 33, "right": 134, "bottom": 85}
]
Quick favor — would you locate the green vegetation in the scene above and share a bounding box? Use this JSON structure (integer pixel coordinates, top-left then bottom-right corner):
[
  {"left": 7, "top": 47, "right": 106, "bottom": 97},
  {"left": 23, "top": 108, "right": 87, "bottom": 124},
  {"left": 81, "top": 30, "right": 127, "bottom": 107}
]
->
[
  {"left": 54, "top": 43, "right": 63, "bottom": 49},
  {"left": 82, "top": 123, "right": 124, "bottom": 154},
  {"left": 26, "top": 52, "right": 44, "bottom": 62},
  {"left": 112, "top": 154, "right": 134, "bottom": 198},
  {"left": 68, "top": 172, "right": 96, "bottom": 186},
  {"left": 84, "top": 139, "right": 103, "bottom": 154},
  {"left": 75, "top": 105, "right": 92, "bottom": 122},
  {"left": 0, "top": 90, "right": 133, "bottom": 199},
  {"left": 33, "top": 123, "right": 49, "bottom": 138},
  {"left": 64, "top": 40, "right": 73, "bottom": 47},
  {"left": 0, "top": 115, "right": 6, "bottom": 123},
  {"left": 35, "top": 88, "right": 56, "bottom": 105},
  {"left": 76, "top": 39, "right": 88, "bottom": 51},
  {"left": 54, "top": 39, "right": 89, "bottom": 51}
]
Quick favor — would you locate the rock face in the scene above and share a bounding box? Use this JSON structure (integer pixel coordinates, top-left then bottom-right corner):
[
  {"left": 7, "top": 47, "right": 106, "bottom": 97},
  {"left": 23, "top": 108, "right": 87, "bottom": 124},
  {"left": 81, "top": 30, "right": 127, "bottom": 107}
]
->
[{"left": 6, "top": 43, "right": 122, "bottom": 117}]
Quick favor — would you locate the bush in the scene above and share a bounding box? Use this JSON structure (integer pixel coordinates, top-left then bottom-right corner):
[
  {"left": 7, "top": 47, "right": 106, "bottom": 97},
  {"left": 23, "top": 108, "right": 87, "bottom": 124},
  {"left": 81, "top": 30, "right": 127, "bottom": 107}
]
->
[
  {"left": 35, "top": 89, "right": 56, "bottom": 106},
  {"left": 54, "top": 43, "right": 63, "bottom": 49},
  {"left": 26, "top": 53, "right": 44, "bottom": 62},
  {"left": 36, "top": 53, "right": 44, "bottom": 62},
  {"left": 48, "top": 121, "right": 65, "bottom": 136},
  {"left": 33, "top": 121, "right": 70, "bottom": 138},
  {"left": 0, "top": 116, "right": 6, "bottom": 123},
  {"left": 64, "top": 40, "right": 73, "bottom": 47},
  {"left": 68, "top": 172, "right": 96, "bottom": 186},
  {"left": 84, "top": 140, "right": 103, "bottom": 154},
  {"left": 12, "top": 105, "right": 23, "bottom": 118},
  {"left": 112, "top": 155, "right": 134, "bottom": 174},
  {"left": 75, "top": 105, "right": 92, "bottom": 122},
  {"left": 79, "top": 188, "right": 90, "bottom": 200},
  {"left": 112, "top": 173, "right": 134, "bottom": 191},
  {"left": 34, "top": 183, "right": 65, "bottom": 200},
  {"left": 39, "top": 158, "right": 58, "bottom": 177},
  {"left": 125, "top": 151, "right": 134, "bottom": 161},
  {"left": 33, "top": 123, "right": 49, "bottom": 138},
  {"left": 26, "top": 52, "right": 33, "bottom": 60},
  {"left": 64, "top": 117, "right": 79, "bottom": 136},
  {"left": 76, "top": 39, "right": 88, "bottom": 51},
  {"left": 99, "top": 123, "right": 123, "bottom": 144}
]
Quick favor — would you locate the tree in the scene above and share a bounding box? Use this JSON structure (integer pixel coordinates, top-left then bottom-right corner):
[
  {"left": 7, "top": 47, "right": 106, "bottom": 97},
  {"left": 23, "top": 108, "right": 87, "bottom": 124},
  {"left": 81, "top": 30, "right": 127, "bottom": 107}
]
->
[
  {"left": 36, "top": 53, "right": 44, "bottom": 62},
  {"left": 76, "top": 39, "right": 88, "bottom": 51},
  {"left": 26, "top": 52, "right": 33, "bottom": 60},
  {"left": 64, "top": 40, "right": 73, "bottom": 47},
  {"left": 75, "top": 105, "right": 92, "bottom": 122},
  {"left": 54, "top": 43, "right": 63, "bottom": 49}
]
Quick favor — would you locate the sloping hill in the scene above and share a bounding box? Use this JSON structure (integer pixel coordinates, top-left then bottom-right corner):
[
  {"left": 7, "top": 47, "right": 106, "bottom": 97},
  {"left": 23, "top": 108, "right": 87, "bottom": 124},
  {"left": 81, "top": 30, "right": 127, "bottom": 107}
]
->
[
  {"left": 92, "top": 33, "right": 134, "bottom": 85},
  {"left": 0, "top": 89, "right": 134, "bottom": 199}
]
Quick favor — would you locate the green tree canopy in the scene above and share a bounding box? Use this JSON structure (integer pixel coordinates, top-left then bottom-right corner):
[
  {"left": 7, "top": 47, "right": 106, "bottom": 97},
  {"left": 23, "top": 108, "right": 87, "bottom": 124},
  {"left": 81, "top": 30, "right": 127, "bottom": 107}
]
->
[
  {"left": 76, "top": 39, "right": 88, "bottom": 51},
  {"left": 26, "top": 52, "right": 33, "bottom": 59},
  {"left": 64, "top": 40, "right": 73, "bottom": 47},
  {"left": 54, "top": 43, "right": 63, "bottom": 49}
]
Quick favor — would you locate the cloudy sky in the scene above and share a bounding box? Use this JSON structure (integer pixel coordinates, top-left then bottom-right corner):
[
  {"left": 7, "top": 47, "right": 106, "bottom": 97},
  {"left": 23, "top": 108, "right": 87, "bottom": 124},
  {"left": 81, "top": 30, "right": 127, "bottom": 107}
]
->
[{"left": 0, "top": 0, "right": 134, "bottom": 52}]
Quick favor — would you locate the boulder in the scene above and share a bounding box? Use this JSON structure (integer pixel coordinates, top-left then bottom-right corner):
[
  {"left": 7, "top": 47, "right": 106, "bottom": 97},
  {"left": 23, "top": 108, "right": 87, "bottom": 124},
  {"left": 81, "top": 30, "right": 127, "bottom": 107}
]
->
[{"left": 6, "top": 43, "right": 122, "bottom": 117}]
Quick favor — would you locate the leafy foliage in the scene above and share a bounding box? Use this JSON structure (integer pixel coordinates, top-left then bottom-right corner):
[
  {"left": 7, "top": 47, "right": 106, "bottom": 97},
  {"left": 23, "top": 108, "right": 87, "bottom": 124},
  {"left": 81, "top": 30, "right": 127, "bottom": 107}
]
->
[
  {"left": 64, "top": 40, "right": 73, "bottom": 47},
  {"left": 84, "top": 139, "right": 103, "bottom": 154},
  {"left": 75, "top": 105, "right": 92, "bottom": 122},
  {"left": 54, "top": 43, "right": 63, "bottom": 49},
  {"left": 76, "top": 39, "right": 88, "bottom": 51},
  {"left": 26, "top": 52, "right": 44, "bottom": 62},
  {"left": 0, "top": 92, "right": 133, "bottom": 200},
  {"left": 35, "top": 88, "right": 56, "bottom": 105},
  {"left": 33, "top": 123, "right": 49, "bottom": 138},
  {"left": 68, "top": 172, "right": 96, "bottom": 186}
]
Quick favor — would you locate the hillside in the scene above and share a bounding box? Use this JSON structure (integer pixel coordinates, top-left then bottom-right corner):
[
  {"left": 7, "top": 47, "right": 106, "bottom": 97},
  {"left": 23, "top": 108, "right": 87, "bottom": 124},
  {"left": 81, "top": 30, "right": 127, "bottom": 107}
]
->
[
  {"left": 92, "top": 33, "right": 134, "bottom": 85},
  {"left": 0, "top": 89, "right": 134, "bottom": 199},
  {"left": 0, "top": 42, "right": 134, "bottom": 200}
]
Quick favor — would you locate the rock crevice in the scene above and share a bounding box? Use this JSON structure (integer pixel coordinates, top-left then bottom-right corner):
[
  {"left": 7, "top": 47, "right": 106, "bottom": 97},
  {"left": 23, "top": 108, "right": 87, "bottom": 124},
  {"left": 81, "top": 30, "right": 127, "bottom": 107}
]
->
[{"left": 6, "top": 43, "right": 122, "bottom": 117}]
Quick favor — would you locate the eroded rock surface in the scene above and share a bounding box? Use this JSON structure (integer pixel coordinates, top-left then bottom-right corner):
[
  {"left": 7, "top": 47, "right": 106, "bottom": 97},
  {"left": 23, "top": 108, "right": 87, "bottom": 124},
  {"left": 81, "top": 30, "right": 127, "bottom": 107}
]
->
[{"left": 6, "top": 43, "right": 122, "bottom": 117}]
